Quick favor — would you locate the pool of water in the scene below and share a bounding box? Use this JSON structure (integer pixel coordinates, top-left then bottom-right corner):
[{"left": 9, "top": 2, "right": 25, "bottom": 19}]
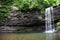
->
[{"left": 0, "top": 33, "right": 60, "bottom": 40}]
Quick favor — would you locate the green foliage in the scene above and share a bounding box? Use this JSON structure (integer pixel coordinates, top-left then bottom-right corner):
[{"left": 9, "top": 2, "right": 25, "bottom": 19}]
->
[
  {"left": 57, "top": 22, "right": 60, "bottom": 28},
  {"left": 0, "top": 0, "right": 13, "bottom": 19},
  {"left": 44, "top": 0, "right": 60, "bottom": 6},
  {"left": 0, "top": 13, "right": 8, "bottom": 19},
  {"left": 13, "top": 0, "right": 60, "bottom": 11},
  {"left": 0, "top": 0, "right": 60, "bottom": 19}
]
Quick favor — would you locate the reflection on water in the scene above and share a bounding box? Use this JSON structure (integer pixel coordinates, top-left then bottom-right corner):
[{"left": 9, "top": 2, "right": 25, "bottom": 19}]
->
[
  {"left": 46, "top": 33, "right": 55, "bottom": 40},
  {"left": 0, "top": 33, "right": 60, "bottom": 40}
]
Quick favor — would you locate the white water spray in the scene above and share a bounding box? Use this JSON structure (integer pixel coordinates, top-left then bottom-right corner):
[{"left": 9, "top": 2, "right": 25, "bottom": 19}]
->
[{"left": 45, "top": 7, "right": 55, "bottom": 33}]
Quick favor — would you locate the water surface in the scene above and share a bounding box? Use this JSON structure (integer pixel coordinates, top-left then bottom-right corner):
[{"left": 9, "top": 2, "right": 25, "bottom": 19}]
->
[{"left": 0, "top": 33, "right": 60, "bottom": 40}]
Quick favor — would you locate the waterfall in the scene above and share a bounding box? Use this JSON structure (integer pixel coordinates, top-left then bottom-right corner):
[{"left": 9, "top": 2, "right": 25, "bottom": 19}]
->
[{"left": 45, "top": 7, "right": 55, "bottom": 33}]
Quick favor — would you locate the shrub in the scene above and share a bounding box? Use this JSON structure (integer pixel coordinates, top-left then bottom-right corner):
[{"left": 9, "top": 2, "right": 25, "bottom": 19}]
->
[
  {"left": 57, "top": 22, "right": 60, "bottom": 28},
  {"left": 0, "top": 0, "right": 13, "bottom": 19}
]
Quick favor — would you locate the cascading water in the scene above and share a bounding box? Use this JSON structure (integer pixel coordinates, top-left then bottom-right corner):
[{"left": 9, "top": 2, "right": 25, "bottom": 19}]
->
[{"left": 45, "top": 7, "right": 55, "bottom": 33}]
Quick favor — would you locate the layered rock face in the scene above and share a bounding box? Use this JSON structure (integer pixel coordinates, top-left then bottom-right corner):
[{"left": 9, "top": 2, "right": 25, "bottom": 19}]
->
[
  {"left": 0, "top": 11, "right": 44, "bottom": 26},
  {"left": 0, "top": 6, "right": 60, "bottom": 32},
  {"left": 0, "top": 10, "right": 45, "bottom": 32}
]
